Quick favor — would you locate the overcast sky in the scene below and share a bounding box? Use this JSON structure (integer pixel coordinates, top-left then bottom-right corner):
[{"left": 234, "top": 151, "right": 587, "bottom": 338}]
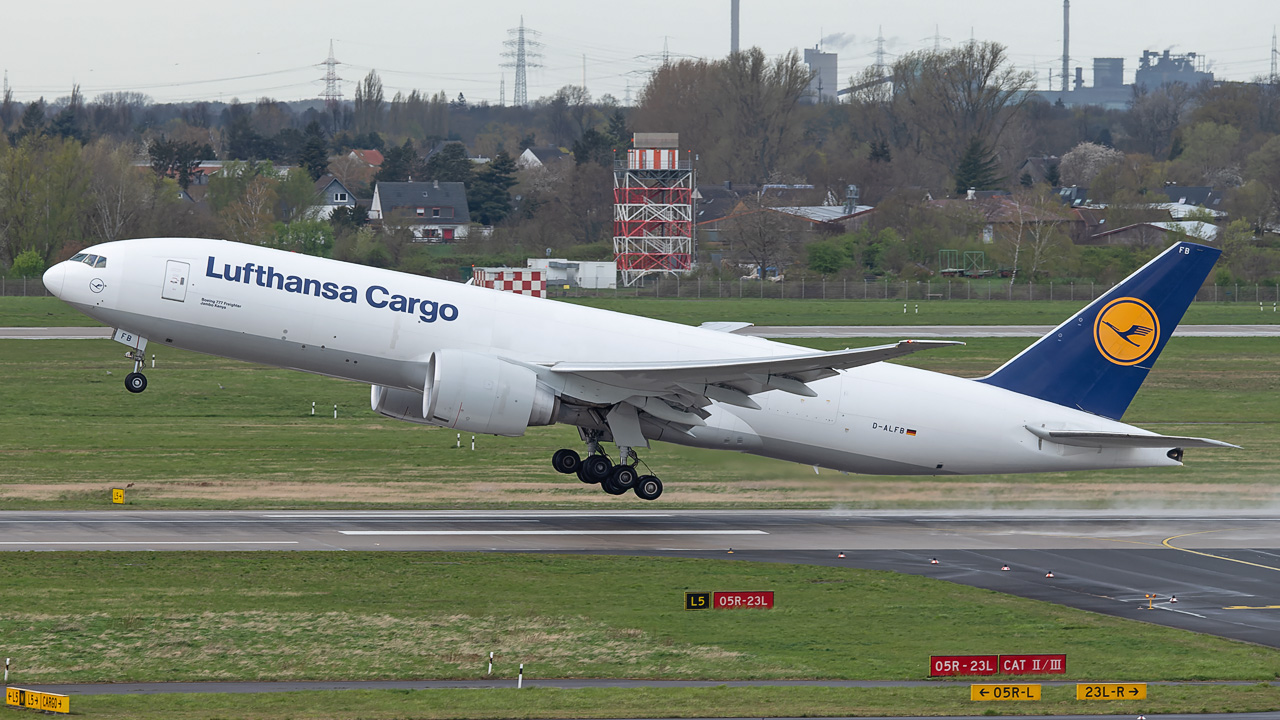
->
[{"left": 4, "top": 1, "right": 1277, "bottom": 106}]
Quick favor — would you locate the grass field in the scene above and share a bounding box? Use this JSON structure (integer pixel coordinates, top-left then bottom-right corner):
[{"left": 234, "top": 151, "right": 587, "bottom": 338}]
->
[
  {"left": 7, "top": 295, "right": 1280, "bottom": 327},
  {"left": 2, "top": 552, "right": 1277, "bottom": 686},
  {"left": 0, "top": 336, "right": 1274, "bottom": 509},
  {"left": 63, "top": 684, "right": 1280, "bottom": 720}
]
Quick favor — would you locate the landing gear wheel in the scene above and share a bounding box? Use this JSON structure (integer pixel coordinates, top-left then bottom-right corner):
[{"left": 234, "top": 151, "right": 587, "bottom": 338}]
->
[
  {"left": 635, "top": 475, "right": 663, "bottom": 501},
  {"left": 581, "top": 454, "right": 613, "bottom": 484},
  {"left": 576, "top": 464, "right": 598, "bottom": 484},
  {"left": 608, "top": 464, "right": 639, "bottom": 492},
  {"left": 551, "top": 448, "right": 581, "bottom": 474},
  {"left": 601, "top": 473, "right": 628, "bottom": 495},
  {"left": 124, "top": 372, "right": 148, "bottom": 394}
]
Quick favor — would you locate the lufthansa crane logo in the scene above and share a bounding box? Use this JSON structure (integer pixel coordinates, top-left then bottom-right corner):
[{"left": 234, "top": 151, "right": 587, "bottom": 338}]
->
[{"left": 1093, "top": 297, "right": 1160, "bottom": 366}]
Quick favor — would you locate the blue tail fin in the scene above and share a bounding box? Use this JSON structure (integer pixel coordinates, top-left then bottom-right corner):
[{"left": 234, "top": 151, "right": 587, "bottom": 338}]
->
[{"left": 978, "top": 241, "right": 1220, "bottom": 420}]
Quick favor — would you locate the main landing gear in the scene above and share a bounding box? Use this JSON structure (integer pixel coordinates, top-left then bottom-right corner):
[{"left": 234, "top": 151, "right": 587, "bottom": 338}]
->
[{"left": 551, "top": 446, "right": 663, "bottom": 501}]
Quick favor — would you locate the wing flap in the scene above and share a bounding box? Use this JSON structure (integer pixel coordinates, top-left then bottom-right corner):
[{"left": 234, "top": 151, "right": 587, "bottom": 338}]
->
[{"left": 1025, "top": 425, "right": 1239, "bottom": 449}]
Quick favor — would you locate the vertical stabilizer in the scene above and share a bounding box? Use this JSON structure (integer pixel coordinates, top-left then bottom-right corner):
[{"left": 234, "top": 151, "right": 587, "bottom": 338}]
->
[{"left": 978, "top": 242, "right": 1220, "bottom": 419}]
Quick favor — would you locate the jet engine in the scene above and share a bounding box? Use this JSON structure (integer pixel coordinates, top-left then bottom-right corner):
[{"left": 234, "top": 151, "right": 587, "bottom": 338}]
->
[{"left": 372, "top": 350, "right": 558, "bottom": 437}]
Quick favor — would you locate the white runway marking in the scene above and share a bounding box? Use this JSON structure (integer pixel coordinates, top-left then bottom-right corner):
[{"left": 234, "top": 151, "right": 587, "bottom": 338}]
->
[
  {"left": 339, "top": 530, "right": 769, "bottom": 536},
  {"left": 266, "top": 513, "right": 673, "bottom": 519},
  {"left": 0, "top": 541, "right": 300, "bottom": 545}
]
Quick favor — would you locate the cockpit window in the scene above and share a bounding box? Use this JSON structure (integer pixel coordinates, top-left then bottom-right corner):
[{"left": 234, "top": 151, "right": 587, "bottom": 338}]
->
[{"left": 69, "top": 253, "right": 106, "bottom": 268}]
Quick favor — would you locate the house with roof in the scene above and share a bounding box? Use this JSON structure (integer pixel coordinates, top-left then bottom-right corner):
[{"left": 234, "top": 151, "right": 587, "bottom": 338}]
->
[
  {"left": 348, "top": 149, "right": 384, "bottom": 168},
  {"left": 369, "top": 180, "right": 470, "bottom": 241},
  {"left": 311, "top": 174, "right": 358, "bottom": 220},
  {"left": 1085, "top": 220, "right": 1219, "bottom": 246},
  {"left": 517, "top": 146, "right": 569, "bottom": 170}
]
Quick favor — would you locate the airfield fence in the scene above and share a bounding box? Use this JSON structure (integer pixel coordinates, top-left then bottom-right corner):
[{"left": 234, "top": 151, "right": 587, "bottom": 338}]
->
[
  {"left": 548, "top": 277, "right": 1280, "bottom": 305},
  {"left": 6, "top": 275, "right": 1278, "bottom": 305}
]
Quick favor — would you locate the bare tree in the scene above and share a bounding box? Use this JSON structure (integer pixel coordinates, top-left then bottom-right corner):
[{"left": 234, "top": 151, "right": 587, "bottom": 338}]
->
[
  {"left": 84, "top": 139, "right": 150, "bottom": 243},
  {"left": 722, "top": 197, "right": 800, "bottom": 278}
]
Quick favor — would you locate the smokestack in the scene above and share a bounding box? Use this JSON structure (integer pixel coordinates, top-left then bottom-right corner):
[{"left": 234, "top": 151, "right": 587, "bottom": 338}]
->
[
  {"left": 731, "top": 0, "right": 740, "bottom": 54},
  {"left": 1062, "top": 0, "right": 1070, "bottom": 92}
]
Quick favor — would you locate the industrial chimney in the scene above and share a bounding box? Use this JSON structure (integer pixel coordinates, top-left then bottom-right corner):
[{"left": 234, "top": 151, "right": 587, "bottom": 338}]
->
[
  {"left": 1062, "top": 0, "right": 1070, "bottom": 92},
  {"left": 731, "top": 0, "right": 740, "bottom": 54}
]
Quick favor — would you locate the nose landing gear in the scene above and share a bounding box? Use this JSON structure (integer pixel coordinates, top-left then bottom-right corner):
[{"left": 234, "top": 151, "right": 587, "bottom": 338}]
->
[
  {"left": 123, "top": 349, "right": 148, "bottom": 394},
  {"left": 550, "top": 442, "right": 662, "bottom": 500}
]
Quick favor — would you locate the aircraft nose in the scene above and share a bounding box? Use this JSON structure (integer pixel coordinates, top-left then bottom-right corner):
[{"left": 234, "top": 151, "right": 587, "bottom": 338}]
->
[{"left": 43, "top": 263, "right": 66, "bottom": 298}]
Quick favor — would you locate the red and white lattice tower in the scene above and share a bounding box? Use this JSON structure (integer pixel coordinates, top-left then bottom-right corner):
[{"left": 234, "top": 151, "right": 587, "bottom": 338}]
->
[{"left": 613, "top": 133, "right": 695, "bottom": 286}]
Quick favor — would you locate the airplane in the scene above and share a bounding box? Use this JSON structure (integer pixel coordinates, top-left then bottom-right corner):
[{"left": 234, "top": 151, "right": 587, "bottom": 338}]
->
[{"left": 42, "top": 238, "right": 1235, "bottom": 500}]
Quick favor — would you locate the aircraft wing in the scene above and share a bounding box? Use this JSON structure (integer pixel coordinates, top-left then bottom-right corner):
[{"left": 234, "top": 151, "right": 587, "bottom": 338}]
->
[
  {"left": 1024, "top": 426, "right": 1239, "bottom": 449},
  {"left": 549, "top": 340, "right": 962, "bottom": 408}
]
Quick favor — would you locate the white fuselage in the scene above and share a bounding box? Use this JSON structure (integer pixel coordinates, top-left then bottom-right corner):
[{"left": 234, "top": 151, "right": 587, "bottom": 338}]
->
[{"left": 45, "top": 238, "right": 1180, "bottom": 475}]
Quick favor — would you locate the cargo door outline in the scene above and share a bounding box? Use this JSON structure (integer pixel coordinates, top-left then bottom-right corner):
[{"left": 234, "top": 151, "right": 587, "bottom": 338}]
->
[{"left": 162, "top": 260, "right": 190, "bottom": 302}]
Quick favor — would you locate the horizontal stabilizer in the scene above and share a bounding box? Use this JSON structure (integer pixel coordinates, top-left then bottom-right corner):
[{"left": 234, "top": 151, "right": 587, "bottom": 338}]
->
[{"left": 1024, "top": 425, "right": 1239, "bottom": 449}]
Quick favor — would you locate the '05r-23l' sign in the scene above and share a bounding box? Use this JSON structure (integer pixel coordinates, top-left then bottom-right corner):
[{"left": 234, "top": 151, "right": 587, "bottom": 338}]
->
[{"left": 685, "top": 591, "right": 775, "bottom": 610}]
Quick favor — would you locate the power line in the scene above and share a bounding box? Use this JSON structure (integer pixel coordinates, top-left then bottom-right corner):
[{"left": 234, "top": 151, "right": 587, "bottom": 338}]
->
[{"left": 501, "top": 16, "right": 543, "bottom": 107}]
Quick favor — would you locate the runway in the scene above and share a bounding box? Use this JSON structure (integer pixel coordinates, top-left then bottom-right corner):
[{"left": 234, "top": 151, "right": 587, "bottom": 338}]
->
[
  {"left": 4, "top": 324, "right": 1280, "bottom": 339},
  {"left": 3, "top": 509, "right": 1278, "bottom": 647}
]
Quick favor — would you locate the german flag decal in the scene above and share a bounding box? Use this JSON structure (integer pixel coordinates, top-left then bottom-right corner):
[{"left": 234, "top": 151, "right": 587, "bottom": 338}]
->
[{"left": 906, "top": 429, "right": 917, "bottom": 436}]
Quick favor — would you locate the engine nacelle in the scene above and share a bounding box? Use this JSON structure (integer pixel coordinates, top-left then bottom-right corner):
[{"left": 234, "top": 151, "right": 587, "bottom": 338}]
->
[
  {"left": 423, "top": 349, "right": 559, "bottom": 437},
  {"left": 371, "top": 384, "right": 436, "bottom": 426}
]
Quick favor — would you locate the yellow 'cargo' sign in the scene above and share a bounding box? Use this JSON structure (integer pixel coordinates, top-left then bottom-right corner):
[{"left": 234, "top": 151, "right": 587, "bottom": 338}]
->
[
  {"left": 5, "top": 687, "right": 70, "bottom": 713},
  {"left": 1077, "top": 683, "right": 1147, "bottom": 700},
  {"left": 970, "top": 684, "right": 1041, "bottom": 701}
]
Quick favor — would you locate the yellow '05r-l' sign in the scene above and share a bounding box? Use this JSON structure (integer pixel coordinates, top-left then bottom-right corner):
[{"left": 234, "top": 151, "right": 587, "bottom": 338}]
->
[
  {"left": 6, "top": 687, "right": 70, "bottom": 714},
  {"left": 1077, "top": 683, "right": 1147, "bottom": 700},
  {"left": 970, "top": 684, "right": 1041, "bottom": 701}
]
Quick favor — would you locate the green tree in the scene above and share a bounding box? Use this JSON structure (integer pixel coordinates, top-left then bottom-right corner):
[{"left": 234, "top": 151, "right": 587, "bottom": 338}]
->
[
  {"left": 148, "top": 136, "right": 204, "bottom": 190},
  {"left": 9, "top": 247, "right": 44, "bottom": 277},
  {"left": 0, "top": 136, "right": 88, "bottom": 266},
  {"left": 806, "top": 239, "right": 848, "bottom": 275},
  {"left": 469, "top": 149, "right": 517, "bottom": 225},
  {"left": 273, "top": 168, "right": 320, "bottom": 224},
  {"left": 271, "top": 219, "right": 333, "bottom": 257},
  {"left": 299, "top": 121, "right": 329, "bottom": 181},
  {"left": 425, "top": 142, "right": 472, "bottom": 186},
  {"left": 375, "top": 139, "right": 417, "bottom": 184},
  {"left": 953, "top": 137, "right": 1002, "bottom": 194}
]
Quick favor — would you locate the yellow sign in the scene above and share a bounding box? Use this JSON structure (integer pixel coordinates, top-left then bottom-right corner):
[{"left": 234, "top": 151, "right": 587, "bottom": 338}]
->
[
  {"left": 6, "top": 687, "right": 70, "bottom": 714},
  {"left": 1077, "top": 683, "right": 1147, "bottom": 700},
  {"left": 112, "top": 487, "right": 125, "bottom": 504},
  {"left": 971, "top": 684, "right": 1041, "bottom": 701},
  {"left": 1093, "top": 297, "right": 1160, "bottom": 366}
]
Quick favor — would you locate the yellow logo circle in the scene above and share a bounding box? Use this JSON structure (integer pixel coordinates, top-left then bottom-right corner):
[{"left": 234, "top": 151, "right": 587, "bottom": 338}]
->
[{"left": 1093, "top": 297, "right": 1160, "bottom": 366}]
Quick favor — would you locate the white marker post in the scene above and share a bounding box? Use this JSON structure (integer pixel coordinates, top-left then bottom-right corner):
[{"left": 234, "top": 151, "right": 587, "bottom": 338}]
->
[
  {"left": 5, "top": 657, "right": 9, "bottom": 684},
  {"left": 518, "top": 663, "right": 523, "bottom": 689},
  {"left": 333, "top": 404, "right": 337, "bottom": 419},
  {"left": 487, "top": 651, "right": 493, "bottom": 675},
  {"left": 311, "top": 402, "right": 315, "bottom": 416},
  {"left": 151, "top": 354, "right": 155, "bottom": 368},
  {"left": 457, "top": 433, "right": 461, "bottom": 449},
  {"left": 471, "top": 436, "right": 475, "bottom": 451}
]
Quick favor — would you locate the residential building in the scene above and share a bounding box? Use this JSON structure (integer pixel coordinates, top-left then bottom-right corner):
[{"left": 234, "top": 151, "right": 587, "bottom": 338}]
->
[
  {"left": 312, "top": 174, "right": 358, "bottom": 220},
  {"left": 369, "top": 180, "right": 471, "bottom": 241}
]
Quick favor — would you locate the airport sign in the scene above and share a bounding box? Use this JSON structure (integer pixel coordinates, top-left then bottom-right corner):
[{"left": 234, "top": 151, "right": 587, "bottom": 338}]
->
[
  {"left": 684, "top": 591, "right": 710, "bottom": 610},
  {"left": 713, "top": 591, "right": 774, "bottom": 609},
  {"left": 6, "top": 687, "right": 70, "bottom": 714},
  {"left": 1001, "top": 653, "right": 1066, "bottom": 674},
  {"left": 971, "top": 684, "right": 1041, "bottom": 701},
  {"left": 1077, "top": 683, "right": 1147, "bottom": 700},
  {"left": 931, "top": 655, "right": 998, "bottom": 676}
]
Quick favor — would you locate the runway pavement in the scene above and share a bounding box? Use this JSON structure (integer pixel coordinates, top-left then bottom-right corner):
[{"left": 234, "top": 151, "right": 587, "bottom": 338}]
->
[
  {"left": 4, "top": 324, "right": 1280, "bottom": 339},
  {"left": 3, "top": 509, "right": 1278, "bottom": 647}
]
